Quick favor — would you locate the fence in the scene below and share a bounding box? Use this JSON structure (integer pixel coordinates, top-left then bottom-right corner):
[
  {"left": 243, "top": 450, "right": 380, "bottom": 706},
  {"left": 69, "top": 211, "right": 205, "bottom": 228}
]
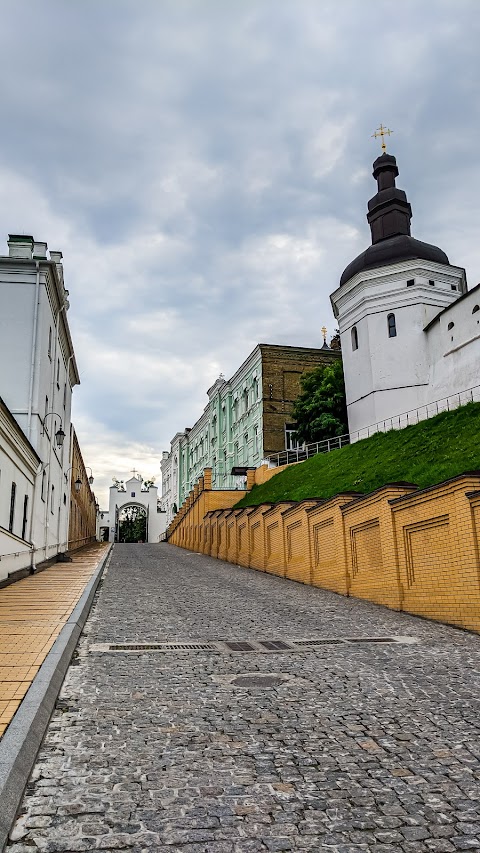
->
[{"left": 266, "top": 384, "right": 480, "bottom": 468}]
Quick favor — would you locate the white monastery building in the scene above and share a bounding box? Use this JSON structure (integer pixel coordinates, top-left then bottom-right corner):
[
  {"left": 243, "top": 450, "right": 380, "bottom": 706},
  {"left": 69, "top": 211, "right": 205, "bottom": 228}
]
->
[
  {"left": 0, "top": 235, "right": 81, "bottom": 583},
  {"left": 331, "top": 152, "right": 480, "bottom": 438}
]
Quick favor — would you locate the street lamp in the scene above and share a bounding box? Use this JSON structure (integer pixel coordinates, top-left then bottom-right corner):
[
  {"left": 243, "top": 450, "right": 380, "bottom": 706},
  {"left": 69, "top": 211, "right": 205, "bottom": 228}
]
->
[
  {"left": 41, "top": 412, "right": 66, "bottom": 448},
  {"left": 74, "top": 477, "right": 82, "bottom": 493},
  {"left": 85, "top": 467, "right": 94, "bottom": 486}
]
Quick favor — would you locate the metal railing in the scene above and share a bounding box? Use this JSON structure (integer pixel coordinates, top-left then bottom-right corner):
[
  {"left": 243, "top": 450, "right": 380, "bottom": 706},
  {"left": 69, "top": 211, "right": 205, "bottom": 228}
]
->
[
  {"left": 211, "top": 471, "right": 248, "bottom": 491},
  {"left": 266, "top": 434, "right": 350, "bottom": 468},
  {"left": 266, "top": 384, "right": 480, "bottom": 468}
]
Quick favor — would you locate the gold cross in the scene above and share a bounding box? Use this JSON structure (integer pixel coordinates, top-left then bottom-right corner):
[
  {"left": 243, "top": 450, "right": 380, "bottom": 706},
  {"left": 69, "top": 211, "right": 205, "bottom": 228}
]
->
[
  {"left": 372, "top": 124, "right": 393, "bottom": 153},
  {"left": 131, "top": 468, "right": 138, "bottom": 477},
  {"left": 321, "top": 326, "right": 327, "bottom": 343}
]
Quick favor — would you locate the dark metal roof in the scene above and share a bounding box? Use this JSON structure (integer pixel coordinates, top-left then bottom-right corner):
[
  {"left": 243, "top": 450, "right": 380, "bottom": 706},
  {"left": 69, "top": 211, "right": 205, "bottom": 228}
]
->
[{"left": 340, "top": 234, "right": 449, "bottom": 287}]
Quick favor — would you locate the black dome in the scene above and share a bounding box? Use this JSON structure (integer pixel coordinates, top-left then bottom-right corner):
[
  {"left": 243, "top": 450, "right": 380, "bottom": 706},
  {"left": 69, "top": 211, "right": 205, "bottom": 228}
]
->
[
  {"left": 340, "top": 152, "right": 449, "bottom": 287},
  {"left": 340, "top": 235, "right": 449, "bottom": 287}
]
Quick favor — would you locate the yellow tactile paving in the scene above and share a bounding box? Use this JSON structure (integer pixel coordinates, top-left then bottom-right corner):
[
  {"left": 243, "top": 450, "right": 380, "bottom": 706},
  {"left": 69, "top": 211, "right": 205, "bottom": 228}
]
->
[{"left": 0, "top": 543, "right": 108, "bottom": 740}]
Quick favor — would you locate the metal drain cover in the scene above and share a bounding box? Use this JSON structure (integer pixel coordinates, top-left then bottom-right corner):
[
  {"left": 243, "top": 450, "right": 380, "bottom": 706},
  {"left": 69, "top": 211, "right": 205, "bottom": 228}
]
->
[{"left": 231, "top": 675, "right": 286, "bottom": 688}]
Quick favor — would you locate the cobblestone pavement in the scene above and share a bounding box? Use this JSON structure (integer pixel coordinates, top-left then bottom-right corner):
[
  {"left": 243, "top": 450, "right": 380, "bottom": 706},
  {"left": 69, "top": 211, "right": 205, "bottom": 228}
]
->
[{"left": 7, "top": 544, "right": 480, "bottom": 853}]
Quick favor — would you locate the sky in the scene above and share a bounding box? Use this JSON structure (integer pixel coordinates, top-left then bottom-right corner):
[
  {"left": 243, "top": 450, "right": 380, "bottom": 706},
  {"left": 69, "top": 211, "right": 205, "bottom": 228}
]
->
[{"left": 0, "top": 0, "right": 479, "bottom": 506}]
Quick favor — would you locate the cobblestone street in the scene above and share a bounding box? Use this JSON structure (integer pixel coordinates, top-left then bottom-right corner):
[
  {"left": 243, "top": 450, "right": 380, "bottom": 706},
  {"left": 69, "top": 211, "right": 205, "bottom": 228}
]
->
[{"left": 7, "top": 543, "right": 480, "bottom": 853}]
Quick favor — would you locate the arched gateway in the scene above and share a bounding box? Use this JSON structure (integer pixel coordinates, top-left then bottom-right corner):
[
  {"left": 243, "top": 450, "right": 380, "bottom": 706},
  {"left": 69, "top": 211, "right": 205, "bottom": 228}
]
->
[
  {"left": 117, "top": 503, "right": 148, "bottom": 543},
  {"left": 97, "top": 473, "right": 167, "bottom": 544}
]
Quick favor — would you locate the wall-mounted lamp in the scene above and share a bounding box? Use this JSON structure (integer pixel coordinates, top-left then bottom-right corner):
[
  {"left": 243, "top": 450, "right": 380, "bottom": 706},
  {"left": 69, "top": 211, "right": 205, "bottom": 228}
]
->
[
  {"left": 85, "top": 467, "right": 94, "bottom": 485},
  {"left": 41, "top": 412, "right": 66, "bottom": 448},
  {"left": 74, "top": 477, "right": 82, "bottom": 493}
]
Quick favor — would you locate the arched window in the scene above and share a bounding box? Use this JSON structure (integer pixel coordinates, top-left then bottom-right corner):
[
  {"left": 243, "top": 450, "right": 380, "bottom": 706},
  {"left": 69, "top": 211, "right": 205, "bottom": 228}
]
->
[
  {"left": 387, "top": 313, "right": 396, "bottom": 338},
  {"left": 447, "top": 321, "right": 454, "bottom": 330},
  {"left": 351, "top": 326, "right": 358, "bottom": 351},
  {"left": 472, "top": 305, "right": 479, "bottom": 314}
]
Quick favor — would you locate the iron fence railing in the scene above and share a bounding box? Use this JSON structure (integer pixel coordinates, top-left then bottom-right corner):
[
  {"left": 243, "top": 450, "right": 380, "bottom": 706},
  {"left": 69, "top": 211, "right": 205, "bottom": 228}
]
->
[
  {"left": 266, "top": 384, "right": 480, "bottom": 468},
  {"left": 211, "top": 472, "right": 248, "bottom": 490}
]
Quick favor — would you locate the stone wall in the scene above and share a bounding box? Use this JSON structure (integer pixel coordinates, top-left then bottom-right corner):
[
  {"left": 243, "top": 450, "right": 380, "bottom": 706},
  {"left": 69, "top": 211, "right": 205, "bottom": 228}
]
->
[{"left": 167, "top": 470, "right": 480, "bottom": 634}]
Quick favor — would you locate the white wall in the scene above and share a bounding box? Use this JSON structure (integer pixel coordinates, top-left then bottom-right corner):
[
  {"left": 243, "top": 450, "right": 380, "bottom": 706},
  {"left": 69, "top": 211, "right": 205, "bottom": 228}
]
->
[
  {"left": 108, "top": 476, "right": 166, "bottom": 543},
  {"left": 0, "top": 401, "right": 39, "bottom": 582}
]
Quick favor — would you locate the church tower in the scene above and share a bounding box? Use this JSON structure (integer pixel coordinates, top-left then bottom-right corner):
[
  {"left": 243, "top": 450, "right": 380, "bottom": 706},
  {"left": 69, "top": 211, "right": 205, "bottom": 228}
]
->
[{"left": 330, "top": 152, "right": 466, "bottom": 437}]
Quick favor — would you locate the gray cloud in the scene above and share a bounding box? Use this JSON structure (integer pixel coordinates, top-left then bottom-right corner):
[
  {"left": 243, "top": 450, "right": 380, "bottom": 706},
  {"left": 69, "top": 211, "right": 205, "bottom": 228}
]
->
[{"left": 0, "top": 0, "right": 479, "bottom": 503}]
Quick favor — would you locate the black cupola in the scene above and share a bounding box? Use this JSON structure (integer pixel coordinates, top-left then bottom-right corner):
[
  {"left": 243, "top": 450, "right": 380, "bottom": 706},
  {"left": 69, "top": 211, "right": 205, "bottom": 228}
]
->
[{"left": 340, "top": 153, "right": 449, "bottom": 286}]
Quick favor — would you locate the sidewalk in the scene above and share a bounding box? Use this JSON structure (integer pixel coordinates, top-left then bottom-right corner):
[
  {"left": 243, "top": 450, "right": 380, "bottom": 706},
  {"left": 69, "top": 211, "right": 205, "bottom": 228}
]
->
[{"left": 0, "top": 543, "right": 109, "bottom": 738}]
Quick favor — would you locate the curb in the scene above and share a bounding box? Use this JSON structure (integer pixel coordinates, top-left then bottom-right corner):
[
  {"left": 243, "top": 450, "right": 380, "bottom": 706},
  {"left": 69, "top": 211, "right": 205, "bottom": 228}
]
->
[{"left": 0, "top": 544, "right": 113, "bottom": 851}]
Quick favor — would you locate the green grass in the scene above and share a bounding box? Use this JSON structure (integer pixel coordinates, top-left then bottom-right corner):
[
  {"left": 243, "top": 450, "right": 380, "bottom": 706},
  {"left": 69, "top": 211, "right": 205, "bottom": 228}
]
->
[{"left": 235, "top": 402, "right": 480, "bottom": 507}]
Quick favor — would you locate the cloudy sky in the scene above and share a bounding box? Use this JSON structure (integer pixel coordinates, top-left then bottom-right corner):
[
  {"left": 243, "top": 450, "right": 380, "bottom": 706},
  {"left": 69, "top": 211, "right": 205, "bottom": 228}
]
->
[{"left": 0, "top": 0, "right": 479, "bottom": 505}]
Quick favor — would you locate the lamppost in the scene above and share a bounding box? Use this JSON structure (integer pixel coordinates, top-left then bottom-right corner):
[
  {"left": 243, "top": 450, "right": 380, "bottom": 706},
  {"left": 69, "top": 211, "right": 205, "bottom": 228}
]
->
[
  {"left": 41, "top": 411, "right": 66, "bottom": 448},
  {"left": 85, "top": 467, "right": 94, "bottom": 486},
  {"left": 64, "top": 466, "right": 84, "bottom": 493}
]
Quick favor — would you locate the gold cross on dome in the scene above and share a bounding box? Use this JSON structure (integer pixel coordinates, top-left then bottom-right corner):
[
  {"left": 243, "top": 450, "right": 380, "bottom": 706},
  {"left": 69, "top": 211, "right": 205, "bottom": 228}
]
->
[
  {"left": 321, "top": 326, "right": 327, "bottom": 344},
  {"left": 372, "top": 124, "right": 393, "bottom": 153}
]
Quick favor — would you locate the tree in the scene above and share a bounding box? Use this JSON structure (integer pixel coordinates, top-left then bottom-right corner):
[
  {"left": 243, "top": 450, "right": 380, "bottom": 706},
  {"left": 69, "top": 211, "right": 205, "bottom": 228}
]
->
[{"left": 291, "top": 359, "right": 348, "bottom": 444}]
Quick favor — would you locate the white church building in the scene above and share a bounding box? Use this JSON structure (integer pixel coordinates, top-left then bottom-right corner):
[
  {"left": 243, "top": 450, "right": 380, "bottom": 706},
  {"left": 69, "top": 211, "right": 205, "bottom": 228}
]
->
[{"left": 330, "top": 152, "right": 480, "bottom": 438}]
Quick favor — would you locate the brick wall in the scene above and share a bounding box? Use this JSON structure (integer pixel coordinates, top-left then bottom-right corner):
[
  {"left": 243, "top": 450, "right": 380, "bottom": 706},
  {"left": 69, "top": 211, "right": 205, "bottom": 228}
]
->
[
  {"left": 259, "top": 345, "right": 340, "bottom": 456},
  {"left": 168, "top": 468, "right": 480, "bottom": 634}
]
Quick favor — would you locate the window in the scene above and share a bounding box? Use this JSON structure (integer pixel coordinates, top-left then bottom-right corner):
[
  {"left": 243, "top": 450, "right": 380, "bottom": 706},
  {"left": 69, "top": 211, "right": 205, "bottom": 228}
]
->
[
  {"left": 41, "top": 470, "right": 46, "bottom": 501},
  {"left": 48, "top": 327, "right": 52, "bottom": 359},
  {"left": 131, "top": 491, "right": 136, "bottom": 497},
  {"left": 56, "top": 358, "right": 60, "bottom": 388},
  {"left": 243, "top": 388, "right": 249, "bottom": 413},
  {"left": 429, "top": 280, "right": 435, "bottom": 286},
  {"left": 51, "top": 484, "right": 55, "bottom": 515},
  {"left": 45, "top": 396, "right": 49, "bottom": 421},
  {"left": 9, "top": 483, "right": 16, "bottom": 533},
  {"left": 387, "top": 313, "right": 397, "bottom": 338},
  {"left": 451, "top": 285, "right": 458, "bottom": 291},
  {"left": 285, "top": 424, "right": 303, "bottom": 451},
  {"left": 406, "top": 279, "right": 415, "bottom": 287},
  {"left": 22, "top": 495, "right": 29, "bottom": 540},
  {"left": 351, "top": 326, "right": 358, "bottom": 351},
  {"left": 233, "top": 398, "right": 239, "bottom": 421},
  {"left": 244, "top": 432, "right": 248, "bottom": 461},
  {"left": 254, "top": 425, "right": 259, "bottom": 454},
  {"left": 473, "top": 305, "right": 480, "bottom": 314},
  {"left": 63, "top": 383, "right": 67, "bottom": 409},
  {"left": 447, "top": 321, "right": 454, "bottom": 330}
]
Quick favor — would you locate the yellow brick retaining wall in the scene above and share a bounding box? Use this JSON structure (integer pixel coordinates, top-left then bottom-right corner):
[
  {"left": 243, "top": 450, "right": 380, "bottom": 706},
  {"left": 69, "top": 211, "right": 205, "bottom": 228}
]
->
[{"left": 167, "top": 470, "right": 480, "bottom": 633}]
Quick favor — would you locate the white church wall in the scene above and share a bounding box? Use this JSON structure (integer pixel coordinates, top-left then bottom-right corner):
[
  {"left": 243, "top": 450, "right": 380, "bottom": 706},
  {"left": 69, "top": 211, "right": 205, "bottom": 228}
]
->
[{"left": 426, "top": 286, "right": 480, "bottom": 403}]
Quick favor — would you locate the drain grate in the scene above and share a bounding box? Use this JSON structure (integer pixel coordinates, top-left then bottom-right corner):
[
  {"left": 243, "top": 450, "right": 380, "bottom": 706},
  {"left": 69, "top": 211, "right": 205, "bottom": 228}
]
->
[
  {"left": 89, "top": 635, "right": 418, "bottom": 655},
  {"left": 346, "top": 637, "right": 398, "bottom": 644},
  {"left": 225, "top": 641, "right": 256, "bottom": 652},
  {"left": 293, "top": 638, "right": 346, "bottom": 646},
  {"left": 107, "top": 642, "right": 215, "bottom": 652}
]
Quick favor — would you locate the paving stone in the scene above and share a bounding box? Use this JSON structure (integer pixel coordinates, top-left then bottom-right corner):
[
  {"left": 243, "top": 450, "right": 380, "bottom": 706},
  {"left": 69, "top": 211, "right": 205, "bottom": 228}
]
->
[{"left": 6, "top": 544, "right": 480, "bottom": 852}]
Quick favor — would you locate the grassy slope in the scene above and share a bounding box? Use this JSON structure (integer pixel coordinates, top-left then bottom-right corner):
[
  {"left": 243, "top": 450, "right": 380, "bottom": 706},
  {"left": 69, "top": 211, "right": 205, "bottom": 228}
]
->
[{"left": 235, "top": 402, "right": 480, "bottom": 507}]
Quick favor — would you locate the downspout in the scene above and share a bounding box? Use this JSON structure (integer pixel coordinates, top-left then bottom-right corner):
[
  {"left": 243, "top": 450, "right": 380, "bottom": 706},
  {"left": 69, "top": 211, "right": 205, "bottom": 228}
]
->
[
  {"left": 27, "top": 261, "right": 41, "bottom": 439},
  {"left": 43, "top": 299, "right": 67, "bottom": 559}
]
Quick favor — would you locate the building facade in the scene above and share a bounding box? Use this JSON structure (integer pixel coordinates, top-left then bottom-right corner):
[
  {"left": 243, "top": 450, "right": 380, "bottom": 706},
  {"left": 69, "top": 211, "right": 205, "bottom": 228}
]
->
[
  {"left": 330, "top": 153, "right": 479, "bottom": 437},
  {"left": 0, "top": 234, "right": 91, "bottom": 582},
  {"left": 67, "top": 428, "right": 97, "bottom": 552},
  {"left": 161, "top": 343, "right": 339, "bottom": 523},
  {"left": 0, "top": 396, "right": 41, "bottom": 584}
]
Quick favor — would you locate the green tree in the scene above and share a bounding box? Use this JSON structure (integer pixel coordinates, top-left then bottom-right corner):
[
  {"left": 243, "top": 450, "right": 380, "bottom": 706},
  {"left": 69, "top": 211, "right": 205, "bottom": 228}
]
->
[{"left": 291, "top": 360, "right": 348, "bottom": 444}]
